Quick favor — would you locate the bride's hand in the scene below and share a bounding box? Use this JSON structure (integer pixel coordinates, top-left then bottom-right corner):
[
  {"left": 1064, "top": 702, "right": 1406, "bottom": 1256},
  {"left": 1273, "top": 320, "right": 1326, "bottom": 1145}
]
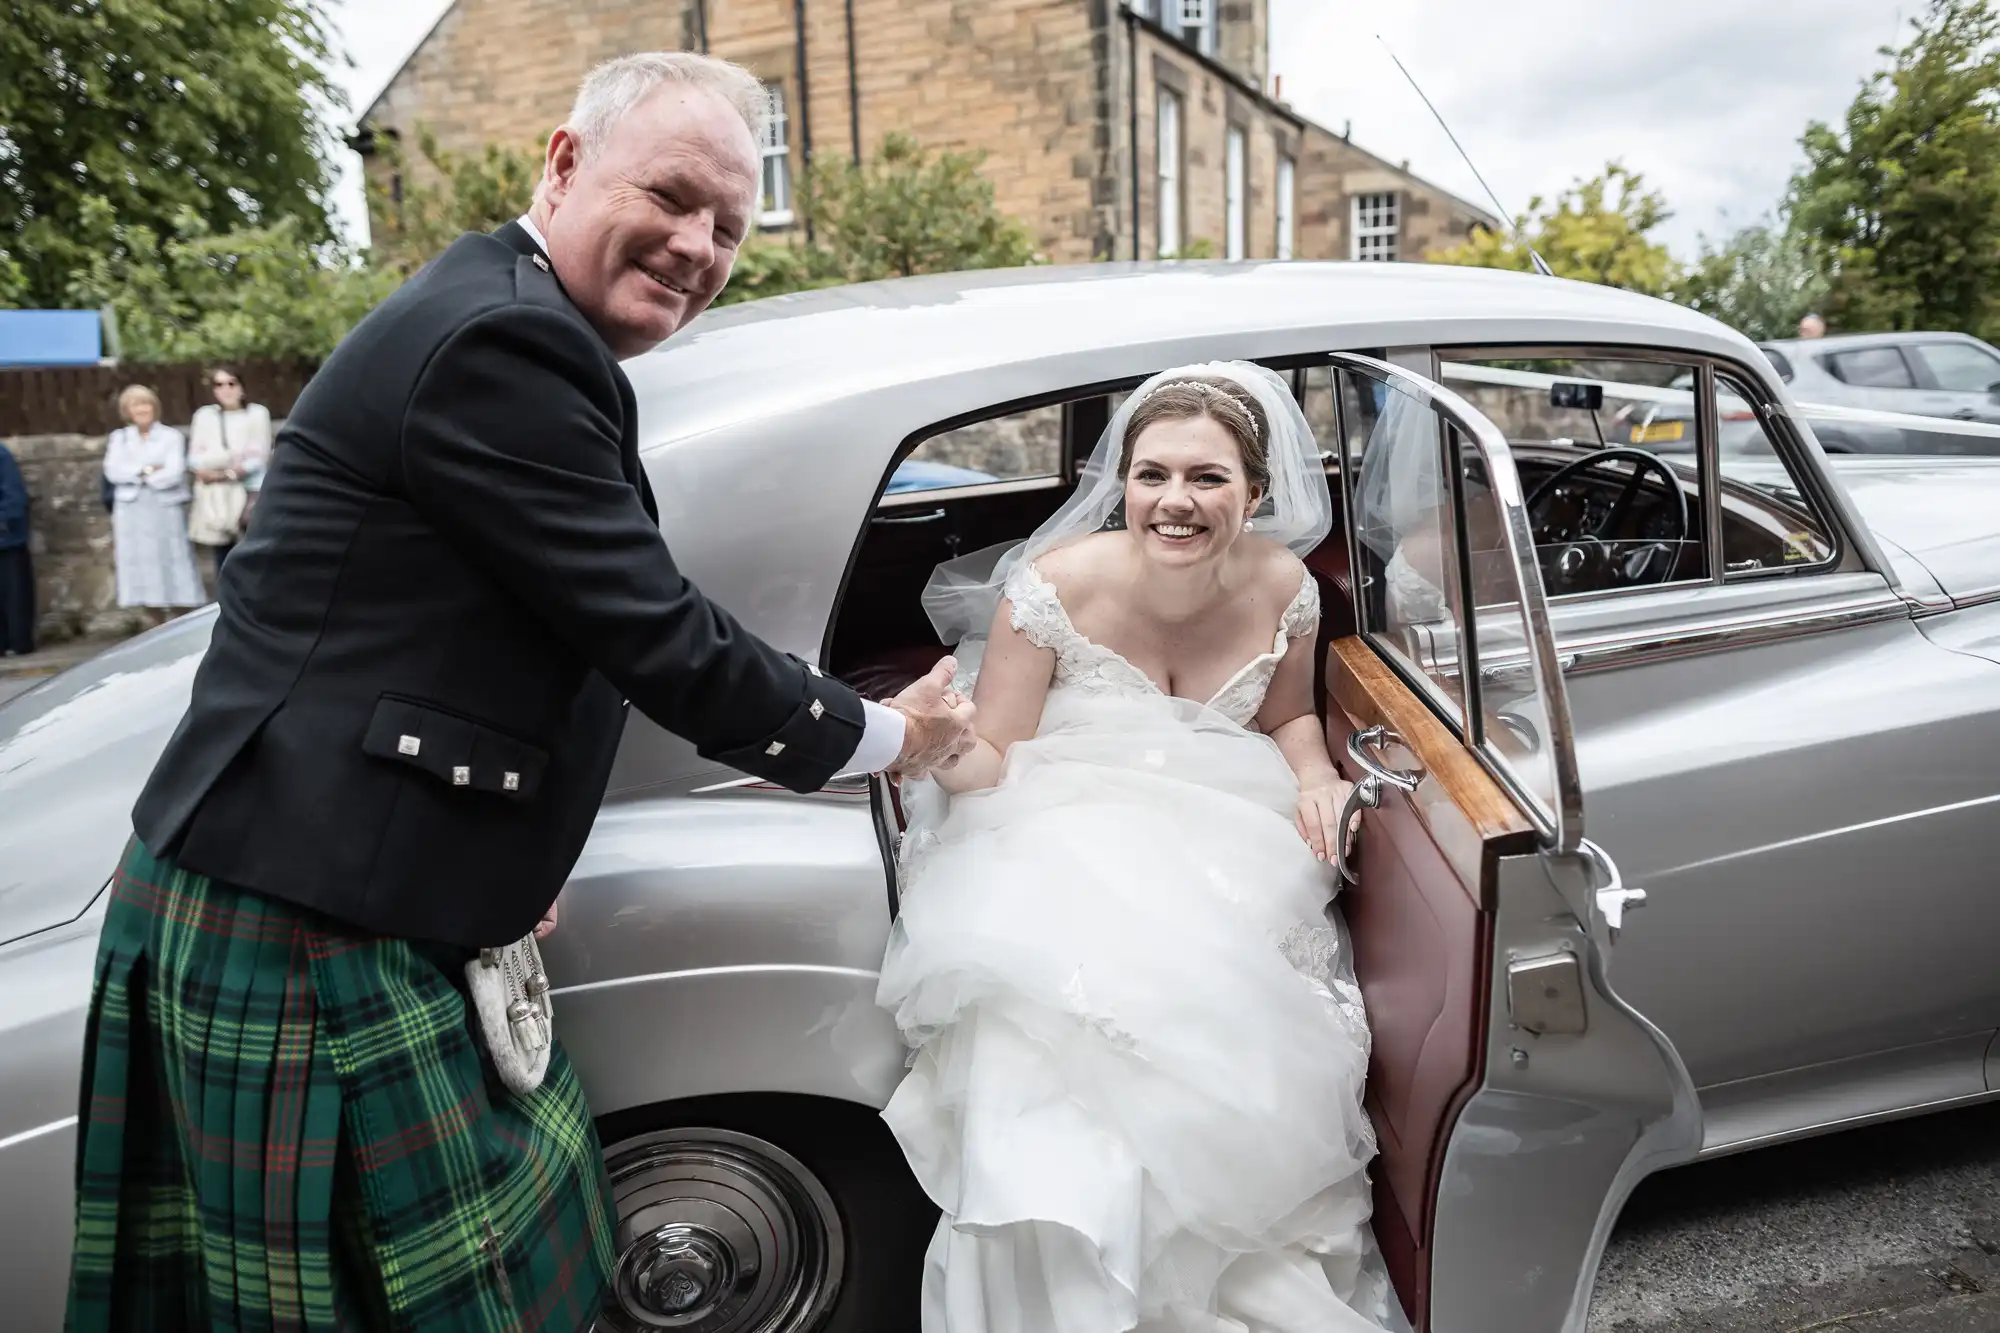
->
[{"left": 1296, "top": 776, "right": 1357, "bottom": 864}]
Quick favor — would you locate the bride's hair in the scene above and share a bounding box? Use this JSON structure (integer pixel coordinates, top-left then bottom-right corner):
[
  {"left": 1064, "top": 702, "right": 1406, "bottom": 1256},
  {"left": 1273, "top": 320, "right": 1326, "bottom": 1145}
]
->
[{"left": 1117, "top": 375, "right": 1272, "bottom": 493}]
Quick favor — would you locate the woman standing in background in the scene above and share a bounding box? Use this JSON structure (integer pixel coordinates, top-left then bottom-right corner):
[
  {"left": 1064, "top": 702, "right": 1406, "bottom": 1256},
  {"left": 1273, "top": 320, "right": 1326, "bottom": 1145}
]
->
[
  {"left": 104, "top": 384, "right": 206, "bottom": 626},
  {"left": 186, "top": 365, "right": 273, "bottom": 575},
  {"left": 0, "top": 437, "right": 33, "bottom": 655}
]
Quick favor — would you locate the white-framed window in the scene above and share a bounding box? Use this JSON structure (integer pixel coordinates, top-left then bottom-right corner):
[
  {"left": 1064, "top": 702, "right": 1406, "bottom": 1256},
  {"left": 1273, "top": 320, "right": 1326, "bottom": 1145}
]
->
[
  {"left": 1162, "top": 0, "right": 1214, "bottom": 55},
  {"left": 1275, "top": 155, "right": 1296, "bottom": 260},
  {"left": 1157, "top": 88, "right": 1183, "bottom": 257},
  {"left": 1185, "top": 0, "right": 1218, "bottom": 55},
  {"left": 1224, "top": 126, "right": 1246, "bottom": 260},
  {"left": 1351, "top": 191, "right": 1399, "bottom": 261},
  {"left": 759, "top": 83, "right": 793, "bottom": 226}
]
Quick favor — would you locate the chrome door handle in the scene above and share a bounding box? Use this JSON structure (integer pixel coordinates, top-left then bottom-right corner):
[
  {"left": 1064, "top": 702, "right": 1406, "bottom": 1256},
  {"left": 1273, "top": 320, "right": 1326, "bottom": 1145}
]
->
[
  {"left": 1579, "top": 838, "right": 1648, "bottom": 940},
  {"left": 1346, "top": 725, "right": 1424, "bottom": 793},
  {"left": 871, "top": 507, "right": 948, "bottom": 526},
  {"left": 1331, "top": 775, "right": 1379, "bottom": 885}
]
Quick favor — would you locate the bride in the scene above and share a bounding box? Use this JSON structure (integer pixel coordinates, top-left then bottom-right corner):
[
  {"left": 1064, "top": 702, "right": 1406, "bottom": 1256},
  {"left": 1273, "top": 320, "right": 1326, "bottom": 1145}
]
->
[{"left": 878, "top": 362, "right": 1402, "bottom": 1332}]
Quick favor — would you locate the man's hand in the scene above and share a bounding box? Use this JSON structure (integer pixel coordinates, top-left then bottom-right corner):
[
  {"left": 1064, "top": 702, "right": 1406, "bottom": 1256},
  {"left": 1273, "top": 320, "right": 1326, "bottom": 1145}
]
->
[
  {"left": 885, "top": 657, "right": 977, "bottom": 779},
  {"left": 533, "top": 901, "right": 558, "bottom": 940}
]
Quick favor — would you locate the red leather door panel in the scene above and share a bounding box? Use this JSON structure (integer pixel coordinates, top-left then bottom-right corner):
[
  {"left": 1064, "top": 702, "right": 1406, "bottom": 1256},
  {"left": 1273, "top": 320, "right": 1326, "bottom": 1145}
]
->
[{"left": 1327, "top": 636, "right": 1535, "bottom": 1330}]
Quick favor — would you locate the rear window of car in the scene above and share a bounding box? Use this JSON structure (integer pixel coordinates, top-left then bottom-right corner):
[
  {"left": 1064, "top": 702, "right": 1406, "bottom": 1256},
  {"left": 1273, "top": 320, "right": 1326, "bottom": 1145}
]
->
[
  {"left": 1759, "top": 346, "right": 1794, "bottom": 382},
  {"left": 1822, "top": 346, "right": 1915, "bottom": 389}
]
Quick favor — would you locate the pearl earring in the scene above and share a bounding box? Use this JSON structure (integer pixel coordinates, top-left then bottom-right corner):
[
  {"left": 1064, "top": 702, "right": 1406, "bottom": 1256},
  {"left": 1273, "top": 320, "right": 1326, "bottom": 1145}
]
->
[{"left": 1242, "top": 518, "right": 1254, "bottom": 533}]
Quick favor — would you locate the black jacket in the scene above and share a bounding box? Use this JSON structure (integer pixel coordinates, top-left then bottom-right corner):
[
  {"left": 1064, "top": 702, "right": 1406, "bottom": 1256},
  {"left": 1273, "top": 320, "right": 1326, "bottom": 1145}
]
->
[{"left": 133, "top": 223, "right": 866, "bottom": 947}]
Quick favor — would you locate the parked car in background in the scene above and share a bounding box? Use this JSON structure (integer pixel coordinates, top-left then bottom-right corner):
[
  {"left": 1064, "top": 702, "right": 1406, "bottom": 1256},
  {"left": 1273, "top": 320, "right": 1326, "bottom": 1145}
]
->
[
  {"left": 884, "top": 457, "right": 996, "bottom": 493},
  {"left": 5, "top": 263, "right": 2000, "bottom": 1333},
  {"left": 1756, "top": 331, "right": 2000, "bottom": 454}
]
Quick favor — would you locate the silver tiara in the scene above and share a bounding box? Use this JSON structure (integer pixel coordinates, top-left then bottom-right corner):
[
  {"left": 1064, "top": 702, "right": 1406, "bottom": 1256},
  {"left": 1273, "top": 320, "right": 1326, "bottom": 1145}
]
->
[{"left": 1139, "top": 378, "right": 1259, "bottom": 439}]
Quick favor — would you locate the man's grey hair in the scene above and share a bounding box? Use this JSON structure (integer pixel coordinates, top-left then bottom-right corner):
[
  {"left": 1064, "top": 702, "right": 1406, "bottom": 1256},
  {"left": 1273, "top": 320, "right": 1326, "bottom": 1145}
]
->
[{"left": 568, "top": 52, "right": 769, "bottom": 159}]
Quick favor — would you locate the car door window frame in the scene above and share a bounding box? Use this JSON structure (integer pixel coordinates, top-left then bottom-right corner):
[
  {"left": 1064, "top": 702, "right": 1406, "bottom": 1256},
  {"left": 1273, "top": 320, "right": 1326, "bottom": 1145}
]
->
[
  {"left": 1708, "top": 364, "right": 1847, "bottom": 582},
  {"left": 1329, "top": 350, "right": 1584, "bottom": 851}
]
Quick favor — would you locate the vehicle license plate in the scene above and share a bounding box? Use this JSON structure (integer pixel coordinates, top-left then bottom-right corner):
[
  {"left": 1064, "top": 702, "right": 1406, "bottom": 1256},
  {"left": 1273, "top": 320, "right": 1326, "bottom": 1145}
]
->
[{"left": 1630, "top": 420, "right": 1686, "bottom": 444}]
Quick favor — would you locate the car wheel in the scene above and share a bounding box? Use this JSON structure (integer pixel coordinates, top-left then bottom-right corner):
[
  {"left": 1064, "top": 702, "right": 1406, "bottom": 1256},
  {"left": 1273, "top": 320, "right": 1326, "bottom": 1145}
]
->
[{"left": 594, "top": 1095, "right": 935, "bottom": 1333}]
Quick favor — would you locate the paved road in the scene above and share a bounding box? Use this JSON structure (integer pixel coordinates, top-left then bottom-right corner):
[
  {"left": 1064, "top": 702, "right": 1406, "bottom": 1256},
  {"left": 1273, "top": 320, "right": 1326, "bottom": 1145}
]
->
[{"left": 1590, "top": 1100, "right": 2000, "bottom": 1331}]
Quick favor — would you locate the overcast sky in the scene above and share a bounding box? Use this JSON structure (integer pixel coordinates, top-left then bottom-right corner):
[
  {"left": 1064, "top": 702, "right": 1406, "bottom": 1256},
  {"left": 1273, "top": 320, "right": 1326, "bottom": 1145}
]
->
[{"left": 326, "top": 0, "right": 1919, "bottom": 257}]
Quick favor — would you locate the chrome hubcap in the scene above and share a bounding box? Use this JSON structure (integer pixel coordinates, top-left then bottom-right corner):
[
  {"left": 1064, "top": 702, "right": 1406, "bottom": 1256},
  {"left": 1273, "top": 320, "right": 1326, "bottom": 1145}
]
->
[{"left": 599, "top": 1128, "right": 842, "bottom": 1333}]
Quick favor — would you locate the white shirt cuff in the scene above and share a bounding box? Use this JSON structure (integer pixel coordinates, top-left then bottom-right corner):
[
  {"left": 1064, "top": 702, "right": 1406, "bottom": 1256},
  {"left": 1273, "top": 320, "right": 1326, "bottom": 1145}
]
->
[{"left": 848, "top": 701, "right": 907, "bottom": 775}]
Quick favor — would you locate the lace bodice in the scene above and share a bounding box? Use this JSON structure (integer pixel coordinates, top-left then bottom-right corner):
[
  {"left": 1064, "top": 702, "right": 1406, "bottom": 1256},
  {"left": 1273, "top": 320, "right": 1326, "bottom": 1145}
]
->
[{"left": 1006, "top": 560, "right": 1320, "bottom": 727}]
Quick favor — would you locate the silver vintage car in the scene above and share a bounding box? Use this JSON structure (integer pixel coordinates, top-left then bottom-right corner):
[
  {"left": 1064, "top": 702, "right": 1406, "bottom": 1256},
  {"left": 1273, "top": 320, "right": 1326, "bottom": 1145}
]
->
[{"left": 3, "top": 262, "right": 1998, "bottom": 1333}]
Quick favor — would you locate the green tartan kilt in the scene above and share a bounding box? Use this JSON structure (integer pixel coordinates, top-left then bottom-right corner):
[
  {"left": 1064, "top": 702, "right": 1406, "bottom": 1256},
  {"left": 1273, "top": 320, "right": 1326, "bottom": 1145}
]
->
[{"left": 65, "top": 840, "right": 616, "bottom": 1332}]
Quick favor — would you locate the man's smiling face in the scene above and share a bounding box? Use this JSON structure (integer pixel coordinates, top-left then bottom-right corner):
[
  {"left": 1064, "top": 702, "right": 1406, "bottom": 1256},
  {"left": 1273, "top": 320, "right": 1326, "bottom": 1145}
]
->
[{"left": 538, "top": 85, "right": 759, "bottom": 358}]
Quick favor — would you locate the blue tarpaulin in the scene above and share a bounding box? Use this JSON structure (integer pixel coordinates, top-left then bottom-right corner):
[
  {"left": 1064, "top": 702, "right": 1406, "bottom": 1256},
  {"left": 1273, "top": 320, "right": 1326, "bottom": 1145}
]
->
[{"left": 0, "top": 310, "right": 104, "bottom": 367}]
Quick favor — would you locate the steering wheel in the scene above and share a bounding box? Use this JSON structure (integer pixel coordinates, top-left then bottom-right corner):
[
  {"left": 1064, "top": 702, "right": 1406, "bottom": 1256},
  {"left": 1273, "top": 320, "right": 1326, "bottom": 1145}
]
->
[{"left": 1524, "top": 447, "right": 1690, "bottom": 592}]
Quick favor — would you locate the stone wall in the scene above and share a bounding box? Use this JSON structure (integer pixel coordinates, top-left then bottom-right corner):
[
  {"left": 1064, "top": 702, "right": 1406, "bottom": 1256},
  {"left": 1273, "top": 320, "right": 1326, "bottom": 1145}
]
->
[
  {"left": 911, "top": 404, "right": 1063, "bottom": 478},
  {"left": 359, "top": 1, "right": 1492, "bottom": 272},
  {"left": 362, "top": 0, "right": 683, "bottom": 196},
  {"left": 1134, "top": 25, "right": 1299, "bottom": 260},
  {"left": 363, "top": 0, "right": 1116, "bottom": 264},
  {"left": 9, "top": 433, "right": 135, "bottom": 643}
]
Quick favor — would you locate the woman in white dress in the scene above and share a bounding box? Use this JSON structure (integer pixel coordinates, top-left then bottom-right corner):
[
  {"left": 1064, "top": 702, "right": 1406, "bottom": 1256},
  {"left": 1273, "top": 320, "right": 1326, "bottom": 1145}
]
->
[
  {"left": 104, "top": 384, "right": 207, "bottom": 623},
  {"left": 880, "top": 362, "right": 1403, "bottom": 1333}
]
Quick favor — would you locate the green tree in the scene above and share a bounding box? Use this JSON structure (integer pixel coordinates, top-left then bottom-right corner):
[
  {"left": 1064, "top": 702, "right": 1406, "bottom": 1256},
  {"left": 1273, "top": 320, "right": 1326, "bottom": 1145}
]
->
[
  {"left": 65, "top": 203, "right": 394, "bottom": 363},
  {"left": 367, "top": 129, "right": 546, "bottom": 273},
  {"left": 1, "top": 0, "right": 344, "bottom": 309},
  {"left": 1676, "top": 219, "right": 1830, "bottom": 341},
  {"left": 1428, "top": 163, "right": 1679, "bottom": 297},
  {"left": 716, "top": 132, "right": 1040, "bottom": 307},
  {"left": 1790, "top": 0, "right": 2000, "bottom": 338}
]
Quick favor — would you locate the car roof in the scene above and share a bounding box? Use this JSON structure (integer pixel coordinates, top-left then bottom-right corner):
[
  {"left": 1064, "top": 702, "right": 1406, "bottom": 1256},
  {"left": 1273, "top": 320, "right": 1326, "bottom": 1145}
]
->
[
  {"left": 1762, "top": 330, "right": 1989, "bottom": 355},
  {"left": 625, "top": 261, "right": 1766, "bottom": 450}
]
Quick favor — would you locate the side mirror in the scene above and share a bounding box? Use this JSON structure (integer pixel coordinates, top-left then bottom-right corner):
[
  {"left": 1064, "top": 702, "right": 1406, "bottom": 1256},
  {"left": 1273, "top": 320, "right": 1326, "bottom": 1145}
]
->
[{"left": 1550, "top": 381, "right": 1604, "bottom": 411}]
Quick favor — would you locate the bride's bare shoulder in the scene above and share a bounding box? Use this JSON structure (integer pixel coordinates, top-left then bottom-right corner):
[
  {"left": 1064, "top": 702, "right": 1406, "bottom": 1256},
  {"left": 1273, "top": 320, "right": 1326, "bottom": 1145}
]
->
[
  {"left": 1029, "top": 532, "right": 1124, "bottom": 604},
  {"left": 1242, "top": 537, "right": 1308, "bottom": 597}
]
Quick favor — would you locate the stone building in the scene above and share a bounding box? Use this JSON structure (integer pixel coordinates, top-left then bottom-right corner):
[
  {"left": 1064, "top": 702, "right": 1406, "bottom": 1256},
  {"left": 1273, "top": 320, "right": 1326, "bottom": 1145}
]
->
[{"left": 359, "top": 0, "right": 1495, "bottom": 267}]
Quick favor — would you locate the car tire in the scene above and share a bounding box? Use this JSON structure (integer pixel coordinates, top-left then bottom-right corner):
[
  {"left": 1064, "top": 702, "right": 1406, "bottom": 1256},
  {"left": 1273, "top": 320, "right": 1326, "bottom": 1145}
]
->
[{"left": 593, "top": 1093, "right": 936, "bottom": 1333}]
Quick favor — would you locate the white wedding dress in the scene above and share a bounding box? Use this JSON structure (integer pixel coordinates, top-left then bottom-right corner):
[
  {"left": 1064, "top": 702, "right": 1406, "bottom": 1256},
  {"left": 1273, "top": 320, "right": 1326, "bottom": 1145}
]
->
[{"left": 879, "top": 560, "right": 1402, "bottom": 1333}]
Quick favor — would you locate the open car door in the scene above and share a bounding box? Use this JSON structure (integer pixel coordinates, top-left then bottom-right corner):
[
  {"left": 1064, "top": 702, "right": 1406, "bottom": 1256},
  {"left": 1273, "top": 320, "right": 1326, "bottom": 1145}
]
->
[{"left": 1323, "top": 353, "right": 1701, "bottom": 1333}]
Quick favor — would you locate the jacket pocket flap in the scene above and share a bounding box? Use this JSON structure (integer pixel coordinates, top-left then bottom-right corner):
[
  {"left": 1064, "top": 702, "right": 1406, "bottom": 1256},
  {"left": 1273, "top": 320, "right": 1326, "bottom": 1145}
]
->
[{"left": 363, "top": 695, "right": 548, "bottom": 800}]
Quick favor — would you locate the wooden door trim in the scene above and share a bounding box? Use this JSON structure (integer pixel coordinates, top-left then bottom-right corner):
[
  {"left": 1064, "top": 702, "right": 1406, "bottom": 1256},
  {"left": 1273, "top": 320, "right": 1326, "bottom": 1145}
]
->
[{"left": 1328, "top": 636, "right": 1538, "bottom": 891}]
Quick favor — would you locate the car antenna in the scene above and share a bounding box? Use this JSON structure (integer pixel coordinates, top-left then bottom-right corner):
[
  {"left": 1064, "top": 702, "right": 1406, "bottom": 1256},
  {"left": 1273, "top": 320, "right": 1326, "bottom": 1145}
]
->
[{"left": 1375, "top": 35, "right": 1555, "bottom": 278}]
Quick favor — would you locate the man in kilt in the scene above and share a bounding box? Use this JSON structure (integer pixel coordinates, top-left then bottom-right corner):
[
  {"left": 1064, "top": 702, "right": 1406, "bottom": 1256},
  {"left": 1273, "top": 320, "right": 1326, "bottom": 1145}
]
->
[{"left": 65, "top": 52, "right": 975, "bottom": 1333}]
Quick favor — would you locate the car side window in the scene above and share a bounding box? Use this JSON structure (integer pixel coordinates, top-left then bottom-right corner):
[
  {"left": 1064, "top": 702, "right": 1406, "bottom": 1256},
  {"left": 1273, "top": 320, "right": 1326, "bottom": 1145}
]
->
[
  {"left": 1760, "top": 346, "right": 1795, "bottom": 382},
  {"left": 1913, "top": 341, "right": 2000, "bottom": 394},
  {"left": 1342, "top": 365, "right": 1468, "bottom": 726},
  {"left": 1437, "top": 354, "right": 1710, "bottom": 599},
  {"left": 1301, "top": 362, "right": 1377, "bottom": 468},
  {"left": 894, "top": 404, "right": 1064, "bottom": 495},
  {"left": 1715, "top": 373, "right": 1837, "bottom": 576},
  {"left": 1824, "top": 346, "right": 1915, "bottom": 389}
]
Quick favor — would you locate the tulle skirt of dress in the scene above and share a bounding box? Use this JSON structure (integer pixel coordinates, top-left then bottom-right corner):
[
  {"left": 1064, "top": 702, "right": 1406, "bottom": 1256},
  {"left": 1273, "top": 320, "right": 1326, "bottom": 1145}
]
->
[{"left": 879, "top": 691, "right": 1405, "bottom": 1333}]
